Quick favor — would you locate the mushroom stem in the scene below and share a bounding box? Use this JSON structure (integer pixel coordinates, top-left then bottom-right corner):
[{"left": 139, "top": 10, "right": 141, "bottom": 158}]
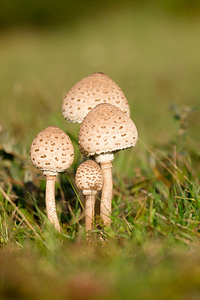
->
[
  {"left": 83, "top": 190, "right": 96, "bottom": 232},
  {"left": 45, "top": 175, "right": 61, "bottom": 232},
  {"left": 100, "top": 162, "right": 113, "bottom": 227}
]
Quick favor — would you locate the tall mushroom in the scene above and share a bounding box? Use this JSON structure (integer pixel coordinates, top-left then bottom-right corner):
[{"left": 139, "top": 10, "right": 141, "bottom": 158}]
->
[
  {"left": 75, "top": 160, "right": 103, "bottom": 232},
  {"left": 78, "top": 103, "right": 138, "bottom": 227},
  {"left": 30, "top": 126, "right": 74, "bottom": 231},
  {"left": 62, "top": 72, "right": 130, "bottom": 123}
]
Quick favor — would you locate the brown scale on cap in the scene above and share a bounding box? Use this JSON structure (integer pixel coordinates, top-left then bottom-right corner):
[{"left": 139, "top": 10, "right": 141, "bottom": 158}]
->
[
  {"left": 62, "top": 72, "right": 130, "bottom": 123},
  {"left": 78, "top": 103, "right": 138, "bottom": 157},
  {"left": 75, "top": 160, "right": 103, "bottom": 192},
  {"left": 30, "top": 126, "right": 74, "bottom": 174}
]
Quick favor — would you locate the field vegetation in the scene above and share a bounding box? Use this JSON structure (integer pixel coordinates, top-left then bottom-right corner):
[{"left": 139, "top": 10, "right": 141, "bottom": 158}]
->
[{"left": 0, "top": 3, "right": 200, "bottom": 299}]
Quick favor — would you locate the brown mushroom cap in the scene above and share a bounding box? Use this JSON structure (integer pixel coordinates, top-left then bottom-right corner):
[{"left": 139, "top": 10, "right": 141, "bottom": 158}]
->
[
  {"left": 75, "top": 160, "right": 103, "bottom": 192},
  {"left": 30, "top": 126, "right": 74, "bottom": 175},
  {"left": 62, "top": 72, "right": 130, "bottom": 123},
  {"left": 78, "top": 103, "right": 138, "bottom": 157}
]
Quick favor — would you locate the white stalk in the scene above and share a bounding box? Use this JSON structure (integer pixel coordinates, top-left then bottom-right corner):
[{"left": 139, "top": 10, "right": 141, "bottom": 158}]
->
[
  {"left": 45, "top": 174, "right": 61, "bottom": 232},
  {"left": 96, "top": 153, "right": 114, "bottom": 227},
  {"left": 83, "top": 190, "right": 96, "bottom": 232}
]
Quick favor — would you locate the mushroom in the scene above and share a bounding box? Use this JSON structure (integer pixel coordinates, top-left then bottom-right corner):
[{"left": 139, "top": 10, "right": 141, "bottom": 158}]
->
[
  {"left": 62, "top": 72, "right": 130, "bottom": 123},
  {"left": 30, "top": 126, "right": 74, "bottom": 231},
  {"left": 78, "top": 103, "right": 138, "bottom": 227},
  {"left": 75, "top": 160, "right": 103, "bottom": 232}
]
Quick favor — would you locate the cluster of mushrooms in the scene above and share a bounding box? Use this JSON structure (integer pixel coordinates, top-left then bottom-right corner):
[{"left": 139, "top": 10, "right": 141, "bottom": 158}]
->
[{"left": 30, "top": 73, "right": 138, "bottom": 233}]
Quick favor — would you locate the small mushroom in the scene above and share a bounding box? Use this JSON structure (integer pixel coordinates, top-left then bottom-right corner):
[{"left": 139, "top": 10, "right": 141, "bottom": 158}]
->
[
  {"left": 75, "top": 160, "right": 103, "bottom": 232},
  {"left": 62, "top": 72, "right": 130, "bottom": 123},
  {"left": 78, "top": 103, "right": 138, "bottom": 227},
  {"left": 30, "top": 126, "right": 74, "bottom": 231}
]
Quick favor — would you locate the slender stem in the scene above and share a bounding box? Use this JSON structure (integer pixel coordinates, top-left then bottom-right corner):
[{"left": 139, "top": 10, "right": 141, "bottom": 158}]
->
[
  {"left": 84, "top": 191, "right": 96, "bottom": 232},
  {"left": 100, "top": 162, "right": 113, "bottom": 227},
  {"left": 45, "top": 175, "right": 61, "bottom": 232}
]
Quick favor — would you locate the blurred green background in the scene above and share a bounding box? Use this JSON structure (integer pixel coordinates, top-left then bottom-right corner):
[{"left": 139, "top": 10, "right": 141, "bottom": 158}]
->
[
  {"left": 0, "top": 2, "right": 200, "bottom": 299},
  {"left": 0, "top": 0, "right": 199, "bottom": 149}
]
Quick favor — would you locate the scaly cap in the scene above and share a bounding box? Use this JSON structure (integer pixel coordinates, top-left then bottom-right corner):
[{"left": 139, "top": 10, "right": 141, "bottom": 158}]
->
[
  {"left": 62, "top": 72, "right": 130, "bottom": 123},
  {"left": 30, "top": 126, "right": 74, "bottom": 175},
  {"left": 75, "top": 160, "right": 103, "bottom": 192},
  {"left": 78, "top": 103, "right": 138, "bottom": 157}
]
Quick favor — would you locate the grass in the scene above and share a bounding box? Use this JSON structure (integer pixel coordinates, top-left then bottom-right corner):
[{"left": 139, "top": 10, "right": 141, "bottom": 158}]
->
[
  {"left": 0, "top": 7, "right": 200, "bottom": 300},
  {"left": 0, "top": 116, "right": 200, "bottom": 299}
]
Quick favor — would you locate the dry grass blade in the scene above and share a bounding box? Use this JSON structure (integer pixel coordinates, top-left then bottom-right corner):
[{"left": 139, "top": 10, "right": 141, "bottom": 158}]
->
[
  {"left": 138, "top": 139, "right": 186, "bottom": 197},
  {"left": 134, "top": 195, "right": 148, "bottom": 222},
  {"left": 0, "top": 185, "right": 42, "bottom": 240},
  {"left": 155, "top": 212, "right": 193, "bottom": 232},
  {"left": 138, "top": 138, "right": 179, "bottom": 181},
  {"left": 0, "top": 199, "right": 8, "bottom": 216},
  {"left": 155, "top": 148, "right": 194, "bottom": 185}
]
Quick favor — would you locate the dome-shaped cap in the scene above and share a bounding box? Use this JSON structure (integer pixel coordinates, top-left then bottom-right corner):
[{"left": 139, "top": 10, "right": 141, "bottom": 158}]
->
[
  {"left": 75, "top": 160, "right": 103, "bottom": 192},
  {"left": 62, "top": 72, "right": 130, "bottom": 123},
  {"left": 79, "top": 103, "right": 138, "bottom": 157},
  {"left": 30, "top": 126, "right": 74, "bottom": 175}
]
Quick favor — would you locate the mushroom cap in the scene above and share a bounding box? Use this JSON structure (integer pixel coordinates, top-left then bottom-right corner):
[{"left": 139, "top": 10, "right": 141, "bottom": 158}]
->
[
  {"left": 75, "top": 160, "right": 103, "bottom": 192},
  {"left": 30, "top": 126, "right": 74, "bottom": 175},
  {"left": 62, "top": 72, "right": 130, "bottom": 123},
  {"left": 78, "top": 103, "right": 138, "bottom": 157}
]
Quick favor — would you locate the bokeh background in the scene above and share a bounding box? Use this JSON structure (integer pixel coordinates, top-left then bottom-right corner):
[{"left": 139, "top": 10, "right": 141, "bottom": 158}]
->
[
  {"left": 1, "top": 2, "right": 200, "bottom": 299},
  {"left": 0, "top": 0, "right": 200, "bottom": 161}
]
